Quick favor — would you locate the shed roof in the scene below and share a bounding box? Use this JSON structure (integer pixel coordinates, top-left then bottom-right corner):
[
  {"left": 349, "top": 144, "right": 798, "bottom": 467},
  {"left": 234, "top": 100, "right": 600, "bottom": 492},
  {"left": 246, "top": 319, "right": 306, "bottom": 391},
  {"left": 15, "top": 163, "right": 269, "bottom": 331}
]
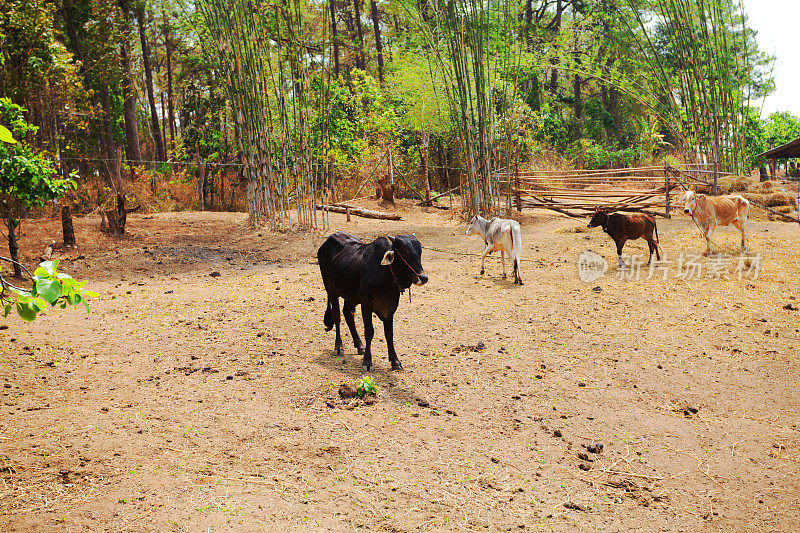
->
[{"left": 758, "top": 136, "right": 800, "bottom": 159}]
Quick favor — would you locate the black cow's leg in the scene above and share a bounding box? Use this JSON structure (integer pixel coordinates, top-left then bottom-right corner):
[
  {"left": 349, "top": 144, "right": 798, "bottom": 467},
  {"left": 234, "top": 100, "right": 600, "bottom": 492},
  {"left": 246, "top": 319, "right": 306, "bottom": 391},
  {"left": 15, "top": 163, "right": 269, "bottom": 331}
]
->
[
  {"left": 383, "top": 317, "right": 403, "bottom": 371},
  {"left": 343, "top": 301, "right": 363, "bottom": 354},
  {"left": 331, "top": 297, "right": 343, "bottom": 357},
  {"left": 616, "top": 239, "right": 625, "bottom": 267},
  {"left": 361, "top": 305, "right": 375, "bottom": 372}
]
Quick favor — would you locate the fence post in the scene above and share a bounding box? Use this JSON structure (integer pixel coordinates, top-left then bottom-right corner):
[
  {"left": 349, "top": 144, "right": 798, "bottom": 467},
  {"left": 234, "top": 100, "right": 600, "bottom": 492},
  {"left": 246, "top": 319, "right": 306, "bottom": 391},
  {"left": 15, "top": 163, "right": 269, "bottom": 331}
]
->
[
  {"left": 664, "top": 164, "right": 671, "bottom": 218},
  {"left": 713, "top": 160, "right": 719, "bottom": 195}
]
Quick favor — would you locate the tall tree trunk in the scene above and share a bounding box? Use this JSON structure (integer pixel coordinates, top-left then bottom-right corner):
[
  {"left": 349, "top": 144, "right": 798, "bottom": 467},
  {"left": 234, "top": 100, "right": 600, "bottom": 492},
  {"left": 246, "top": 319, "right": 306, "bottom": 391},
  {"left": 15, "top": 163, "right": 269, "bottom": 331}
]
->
[
  {"left": 573, "top": 74, "right": 582, "bottom": 123},
  {"left": 353, "top": 0, "right": 365, "bottom": 70},
  {"left": 7, "top": 218, "right": 21, "bottom": 278},
  {"left": 420, "top": 129, "right": 431, "bottom": 206},
  {"left": 330, "top": 0, "right": 340, "bottom": 77},
  {"left": 343, "top": 9, "right": 354, "bottom": 33},
  {"left": 160, "top": 93, "right": 168, "bottom": 151},
  {"left": 370, "top": 0, "right": 384, "bottom": 84},
  {"left": 524, "top": 0, "right": 533, "bottom": 43},
  {"left": 548, "top": 0, "right": 563, "bottom": 95},
  {"left": 137, "top": 6, "right": 166, "bottom": 161},
  {"left": 61, "top": 203, "right": 77, "bottom": 248},
  {"left": 196, "top": 147, "right": 205, "bottom": 211},
  {"left": 163, "top": 9, "right": 176, "bottom": 146},
  {"left": 99, "top": 85, "right": 118, "bottom": 187},
  {"left": 572, "top": 28, "right": 582, "bottom": 132},
  {"left": 120, "top": 43, "right": 141, "bottom": 162}
]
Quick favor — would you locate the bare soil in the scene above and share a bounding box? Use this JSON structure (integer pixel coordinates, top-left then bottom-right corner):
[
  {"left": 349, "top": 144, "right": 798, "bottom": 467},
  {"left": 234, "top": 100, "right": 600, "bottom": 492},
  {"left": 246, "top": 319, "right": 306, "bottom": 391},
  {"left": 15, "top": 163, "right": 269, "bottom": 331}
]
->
[{"left": 1, "top": 202, "right": 799, "bottom": 531}]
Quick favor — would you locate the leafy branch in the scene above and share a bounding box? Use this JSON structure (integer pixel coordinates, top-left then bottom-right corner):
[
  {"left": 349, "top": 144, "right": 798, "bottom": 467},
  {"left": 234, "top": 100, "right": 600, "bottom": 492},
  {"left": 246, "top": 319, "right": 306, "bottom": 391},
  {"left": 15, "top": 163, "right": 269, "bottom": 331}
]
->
[{"left": 1, "top": 259, "right": 98, "bottom": 322}]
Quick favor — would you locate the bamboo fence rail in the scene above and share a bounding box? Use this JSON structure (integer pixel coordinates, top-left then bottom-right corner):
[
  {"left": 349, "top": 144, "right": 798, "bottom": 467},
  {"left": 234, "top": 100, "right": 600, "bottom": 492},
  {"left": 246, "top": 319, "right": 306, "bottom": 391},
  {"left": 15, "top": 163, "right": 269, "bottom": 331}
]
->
[{"left": 497, "top": 164, "right": 714, "bottom": 218}]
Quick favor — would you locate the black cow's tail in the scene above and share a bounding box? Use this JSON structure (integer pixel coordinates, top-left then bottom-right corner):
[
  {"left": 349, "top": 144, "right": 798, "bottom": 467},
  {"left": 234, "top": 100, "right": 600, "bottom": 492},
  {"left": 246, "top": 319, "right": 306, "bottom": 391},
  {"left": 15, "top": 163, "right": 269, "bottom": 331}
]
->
[{"left": 324, "top": 300, "right": 334, "bottom": 331}]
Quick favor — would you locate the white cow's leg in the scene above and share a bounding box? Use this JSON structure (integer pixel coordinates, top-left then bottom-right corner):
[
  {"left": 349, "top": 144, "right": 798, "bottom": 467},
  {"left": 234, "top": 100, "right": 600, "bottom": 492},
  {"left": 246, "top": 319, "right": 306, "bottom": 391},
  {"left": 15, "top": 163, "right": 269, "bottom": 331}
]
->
[
  {"left": 501, "top": 249, "right": 507, "bottom": 278},
  {"left": 480, "top": 244, "right": 493, "bottom": 275}
]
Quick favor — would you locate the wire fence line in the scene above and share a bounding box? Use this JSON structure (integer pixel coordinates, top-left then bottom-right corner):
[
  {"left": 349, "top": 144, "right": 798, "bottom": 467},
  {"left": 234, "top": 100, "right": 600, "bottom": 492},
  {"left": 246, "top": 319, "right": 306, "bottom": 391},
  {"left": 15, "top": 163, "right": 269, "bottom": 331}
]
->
[
  {"left": 58, "top": 156, "right": 470, "bottom": 173},
  {"left": 421, "top": 245, "right": 546, "bottom": 263}
]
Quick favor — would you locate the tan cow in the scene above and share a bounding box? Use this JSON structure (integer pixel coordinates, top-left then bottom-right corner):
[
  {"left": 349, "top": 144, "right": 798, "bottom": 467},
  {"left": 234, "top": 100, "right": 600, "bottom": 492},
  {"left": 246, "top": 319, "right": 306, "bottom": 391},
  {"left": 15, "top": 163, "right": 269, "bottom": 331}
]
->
[{"left": 683, "top": 190, "right": 749, "bottom": 254}]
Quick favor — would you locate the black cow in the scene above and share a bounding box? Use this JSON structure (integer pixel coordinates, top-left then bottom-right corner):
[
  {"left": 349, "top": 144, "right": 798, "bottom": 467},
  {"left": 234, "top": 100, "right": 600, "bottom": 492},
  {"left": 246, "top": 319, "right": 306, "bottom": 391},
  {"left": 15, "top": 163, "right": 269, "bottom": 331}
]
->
[{"left": 317, "top": 232, "right": 428, "bottom": 372}]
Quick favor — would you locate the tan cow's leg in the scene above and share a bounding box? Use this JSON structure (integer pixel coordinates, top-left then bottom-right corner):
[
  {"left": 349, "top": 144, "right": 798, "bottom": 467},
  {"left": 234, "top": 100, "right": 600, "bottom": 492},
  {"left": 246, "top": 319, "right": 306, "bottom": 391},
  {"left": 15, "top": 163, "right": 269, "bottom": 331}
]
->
[
  {"left": 704, "top": 221, "right": 715, "bottom": 255},
  {"left": 732, "top": 219, "right": 747, "bottom": 253},
  {"left": 500, "top": 249, "right": 507, "bottom": 278}
]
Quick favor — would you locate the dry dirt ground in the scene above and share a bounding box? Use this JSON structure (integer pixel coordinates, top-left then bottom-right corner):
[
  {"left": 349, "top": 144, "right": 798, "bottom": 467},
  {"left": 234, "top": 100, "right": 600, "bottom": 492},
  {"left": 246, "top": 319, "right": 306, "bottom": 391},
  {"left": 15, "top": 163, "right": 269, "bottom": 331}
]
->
[{"left": 1, "top": 201, "right": 799, "bottom": 532}]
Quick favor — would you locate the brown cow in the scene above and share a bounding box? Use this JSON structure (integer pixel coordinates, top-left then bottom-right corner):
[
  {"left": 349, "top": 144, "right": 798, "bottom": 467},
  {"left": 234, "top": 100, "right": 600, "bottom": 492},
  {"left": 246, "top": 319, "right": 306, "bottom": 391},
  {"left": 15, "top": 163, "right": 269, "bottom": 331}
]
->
[
  {"left": 588, "top": 209, "right": 663, "bottom": 266},
  {"left": 682, "top": 190, "right": 749, "bottom": 254}
]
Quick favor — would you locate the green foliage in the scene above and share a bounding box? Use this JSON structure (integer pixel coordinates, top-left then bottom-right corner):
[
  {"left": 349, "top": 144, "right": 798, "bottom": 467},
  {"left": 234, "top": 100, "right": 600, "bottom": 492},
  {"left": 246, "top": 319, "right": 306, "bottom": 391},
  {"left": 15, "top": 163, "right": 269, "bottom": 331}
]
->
[
  {"left": 355, "top": 375, "right": 377, "bottom": 397},
  {"left": 321, "top": 70, "right": 398, "bottom": 163},
  {"left": 567, "top": 139, "right": 644, "bottom": 170},
  {"left": 5, "top": 260, "right": 98, "bottom": 322},
  {"left": 180, "top": 80, "right": 226, "bottom": 162},
  {"left": 583, "top": 99, "right": 615, "bottom": 143},
  {"left": 0, "top": 125, "right": 15, "bottom": 144},
  {"left": 388, "top": 56, "right": 450, "bottom": 136},
  {"left": 0, "top": 99, "right": 76, "bottom": 218},
  {"left": 763, "top": 112, "right": 800, "bottom": 148},
  {"left": 533, "top": 106, "right": 569, "bottom": 149},
  {"left": 744, "top": 110, "right": 800, "bottom": 168}
]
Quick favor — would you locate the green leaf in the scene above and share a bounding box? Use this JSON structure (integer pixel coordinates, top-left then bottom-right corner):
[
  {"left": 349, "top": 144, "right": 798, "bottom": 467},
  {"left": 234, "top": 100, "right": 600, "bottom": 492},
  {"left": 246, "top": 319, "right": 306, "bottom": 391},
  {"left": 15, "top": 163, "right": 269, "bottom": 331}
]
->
[
  {"left": 0, "top": 124, "right": 16, "bottom": 144},
  {"left": 36, "top": 260, "right": 57, "bottom": 277},
  {"left": 4, "top": 304, "right": 11, "bottom": 318},
  {"left": 36, "top": 278, "right": 62, "bottom": 304},
  {"left": 83, "top": 290, "right": 99, "bottom": 298},
  {"left": 33, "top": 297, "right": 48, "bottom": 311},
  {"left": 16, "top": 302, "right": 37, "bottom": 322}
]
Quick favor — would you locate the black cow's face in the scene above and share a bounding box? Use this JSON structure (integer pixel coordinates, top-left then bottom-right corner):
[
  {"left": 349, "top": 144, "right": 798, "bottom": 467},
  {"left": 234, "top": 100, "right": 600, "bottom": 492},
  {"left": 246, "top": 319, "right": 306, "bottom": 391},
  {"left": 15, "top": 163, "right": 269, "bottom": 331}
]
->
[
  {"left": 383, "top": 235, "right": 428, "bottom": 286},
  {"left": 588, "top": 210, "right": 606, "bottom": 228}
]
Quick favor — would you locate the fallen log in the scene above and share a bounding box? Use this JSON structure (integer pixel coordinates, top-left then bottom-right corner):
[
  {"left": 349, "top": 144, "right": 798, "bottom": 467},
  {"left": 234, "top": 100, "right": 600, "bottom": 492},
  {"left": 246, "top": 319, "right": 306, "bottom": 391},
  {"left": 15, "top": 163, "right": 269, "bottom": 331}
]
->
[{"left": 319, "top": 204, "right": 402, "bottom": 221}]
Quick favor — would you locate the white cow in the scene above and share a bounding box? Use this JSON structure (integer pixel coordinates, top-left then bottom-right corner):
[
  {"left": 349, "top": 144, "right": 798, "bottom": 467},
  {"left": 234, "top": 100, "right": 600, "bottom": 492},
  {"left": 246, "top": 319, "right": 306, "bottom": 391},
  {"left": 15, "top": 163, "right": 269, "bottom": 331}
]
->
[
  {"left": 683, "top": 190, "right": 749, "bottom": 254},
  {"left": 465, "top": 215, "right": 523, "bottom": 285}
]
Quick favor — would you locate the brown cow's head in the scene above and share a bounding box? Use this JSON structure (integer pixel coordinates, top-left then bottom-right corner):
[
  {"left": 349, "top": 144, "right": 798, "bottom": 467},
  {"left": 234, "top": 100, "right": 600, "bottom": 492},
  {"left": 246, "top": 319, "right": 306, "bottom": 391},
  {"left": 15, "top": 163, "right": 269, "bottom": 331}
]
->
[{"left": 588, "top": 208, "right": 609, "bottom": 229}]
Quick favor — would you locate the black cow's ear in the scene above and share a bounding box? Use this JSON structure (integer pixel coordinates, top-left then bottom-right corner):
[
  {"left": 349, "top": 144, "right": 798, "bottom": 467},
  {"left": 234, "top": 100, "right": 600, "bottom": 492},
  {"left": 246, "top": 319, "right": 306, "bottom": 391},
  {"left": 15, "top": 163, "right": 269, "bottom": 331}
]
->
[{"left": 381, "top": 250, "right": 395, "bottom": 266}]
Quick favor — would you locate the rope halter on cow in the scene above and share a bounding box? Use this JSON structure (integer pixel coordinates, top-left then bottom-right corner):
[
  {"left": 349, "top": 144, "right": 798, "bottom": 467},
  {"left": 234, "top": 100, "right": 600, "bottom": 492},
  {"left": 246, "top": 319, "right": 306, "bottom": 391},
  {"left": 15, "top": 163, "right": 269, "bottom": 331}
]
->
[{"left": 385, "top": 236, "right": 423, "bottom": 301}]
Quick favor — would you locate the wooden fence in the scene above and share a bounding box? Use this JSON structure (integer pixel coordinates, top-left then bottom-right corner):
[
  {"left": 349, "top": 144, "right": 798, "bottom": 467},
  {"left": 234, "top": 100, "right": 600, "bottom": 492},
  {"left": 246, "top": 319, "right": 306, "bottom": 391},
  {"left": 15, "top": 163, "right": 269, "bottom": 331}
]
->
[{"left": 496, "top": 164, "right": 727, "bottom": 218}]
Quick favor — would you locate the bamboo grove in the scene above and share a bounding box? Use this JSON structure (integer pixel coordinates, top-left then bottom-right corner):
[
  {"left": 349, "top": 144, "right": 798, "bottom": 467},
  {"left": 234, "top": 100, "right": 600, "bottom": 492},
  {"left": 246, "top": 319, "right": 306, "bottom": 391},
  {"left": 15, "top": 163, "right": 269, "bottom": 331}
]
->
[
  {"left": 629, "top": 0, "right": 759, "bottom": 175},
  {"left": 199, "top": 0, "right": 329, "bottom": 230},
  {"left": 0, "top": 0, "right": 788, "bottom": 230}
]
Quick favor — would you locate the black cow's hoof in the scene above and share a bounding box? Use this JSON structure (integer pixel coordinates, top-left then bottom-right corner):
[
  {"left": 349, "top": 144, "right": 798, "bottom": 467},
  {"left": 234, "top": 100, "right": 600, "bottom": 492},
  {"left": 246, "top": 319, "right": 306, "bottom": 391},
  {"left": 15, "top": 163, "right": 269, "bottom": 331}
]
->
[
  {"left": 357, "top": 346, "right": 364, "bottom": 355},
  {"left": 334, "top": 347, "right": 344, "bottom": 357},
  {"left": 480, "top": 269, "right": 485, "bottom": 275},
  {"left": 502, "top": 274, "right": 507, "bottom": 279},
  {"left": 391, "top": 362, "right": 404, "bottom": 371}
]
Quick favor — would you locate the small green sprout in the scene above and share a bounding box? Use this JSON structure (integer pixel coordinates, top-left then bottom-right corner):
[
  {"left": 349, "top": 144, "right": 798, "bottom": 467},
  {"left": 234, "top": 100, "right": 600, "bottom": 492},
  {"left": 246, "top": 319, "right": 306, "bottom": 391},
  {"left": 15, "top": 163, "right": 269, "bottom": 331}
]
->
[{"left": 355, "top": 376, "right": 377, "bottom": 397}]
